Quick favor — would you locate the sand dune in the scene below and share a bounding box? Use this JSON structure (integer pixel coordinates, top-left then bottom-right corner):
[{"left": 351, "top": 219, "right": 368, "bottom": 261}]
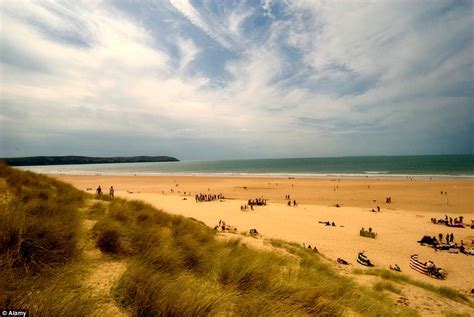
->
[{"left": 56, "top": 175, "right": 474, "bottom": 290}]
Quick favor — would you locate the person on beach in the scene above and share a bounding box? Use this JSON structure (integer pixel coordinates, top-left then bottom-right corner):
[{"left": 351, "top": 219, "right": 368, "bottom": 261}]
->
[
  {"left": 96, "top": 185, "right": 102, "bottom": 196},
  {"left": 439, "top": 233, "right": 443, "bottom": 242},
  {"left": 109, "top": 186, "right": 114, "bottom": 198},
  {"left": 450, "top": 233, "right": 454, "bottom": 243}
]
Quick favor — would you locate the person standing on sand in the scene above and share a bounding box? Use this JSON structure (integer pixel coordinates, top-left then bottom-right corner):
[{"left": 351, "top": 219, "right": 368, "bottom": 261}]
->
[
  {"left": 109, "top": 186, "right": 114, "bottom": 198},
  {"left": 96, "top": 185, "right": 102, "bottom": 196}
]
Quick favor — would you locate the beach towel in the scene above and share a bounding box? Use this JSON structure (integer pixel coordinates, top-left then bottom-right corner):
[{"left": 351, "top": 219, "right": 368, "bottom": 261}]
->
[{"left": 446, "top": 223, "right": 464, "bottom": 228}]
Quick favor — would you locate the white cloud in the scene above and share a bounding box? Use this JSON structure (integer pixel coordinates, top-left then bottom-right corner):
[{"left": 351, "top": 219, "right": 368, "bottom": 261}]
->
[
  {"left": 169, "top": 0, "right": 233, "bottom": 50},
  {"left": 0, "top": 1, "right": 471, "bottom": 158},
  {"left": 176, "top": 37, "right": 199, "bottom": 71}
]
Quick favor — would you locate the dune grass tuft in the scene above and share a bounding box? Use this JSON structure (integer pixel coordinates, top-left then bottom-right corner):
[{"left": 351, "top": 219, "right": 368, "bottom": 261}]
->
[
  {"left": 0, "top": 163, "right": 100, "bottom": 314},
  {"left": 353, "top": 268, "right": 472, "bottom": 305},
  {"left": 373, "top": 281, "right": 403, "bottom": 294}
]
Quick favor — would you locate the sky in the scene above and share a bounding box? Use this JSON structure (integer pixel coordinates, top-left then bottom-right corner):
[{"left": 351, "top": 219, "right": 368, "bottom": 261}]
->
[{"left": 0, "top": 0, "right": 472, "bottom": 160}]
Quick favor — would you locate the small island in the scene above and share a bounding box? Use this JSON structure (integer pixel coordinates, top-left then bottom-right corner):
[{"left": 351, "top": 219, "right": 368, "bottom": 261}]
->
[{"left": 1, "top": 155, "right": 179, "bottom": 166}]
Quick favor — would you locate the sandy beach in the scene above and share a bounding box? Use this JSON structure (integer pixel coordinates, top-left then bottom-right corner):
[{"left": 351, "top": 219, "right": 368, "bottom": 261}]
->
[{"left": 56, "top": 175, "right": 474, "bottom": 291}]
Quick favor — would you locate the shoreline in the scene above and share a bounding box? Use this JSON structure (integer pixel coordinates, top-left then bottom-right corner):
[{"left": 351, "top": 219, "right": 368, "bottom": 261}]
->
[{"left": 19, "top": 169, "right": 474, "bottom": 180}]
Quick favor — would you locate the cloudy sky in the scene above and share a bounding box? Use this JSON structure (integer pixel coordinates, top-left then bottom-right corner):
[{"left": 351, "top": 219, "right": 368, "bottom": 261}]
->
[{"left": 0, "top": 0, "right": 472, "bottom": 160}]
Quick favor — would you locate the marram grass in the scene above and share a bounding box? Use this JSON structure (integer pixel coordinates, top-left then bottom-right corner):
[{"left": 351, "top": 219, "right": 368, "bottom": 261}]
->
[{"left": 2, "top": 163, "right": 462, "bottom": 316}]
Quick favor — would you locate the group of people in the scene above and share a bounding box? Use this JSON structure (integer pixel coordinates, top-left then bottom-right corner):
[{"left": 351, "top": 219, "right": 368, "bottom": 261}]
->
[
  {"left": 248, "top": 198, "right": 267, "bottom": 206},
  {"left": 438, "top": 232, "right": 456, "bottom": 244},
  {"left": 360, "top": 227, "right": 377, "bottom": 238},
  {"left": 319, "top": 221, "right": 336, "bottom": 227},
  {"left": 417, "top": 233, "right": 473, "bottom": 255},
  {"left": 240, "top": 198, "right": 267, "bottom": 211},
  {"left": 96, "top": 185, "right": 114, "bottom": 198},
  {"left": 288, "top": 200, "right": 298, "bottom": 207},
  {"left": 301, "top": 243, "right": 319, "bottom": 253},
  {"left": 195, "top": 193, "right": 224, "bottom": 202},
  {"left": 241, "top": 204, "right": 253, "bottom": 211},
  {"left": 214, "top": 219, "right": 236, "bottom": 232},
  {"left": 430, "top": 215, "right": 465, "bottom": 227}
]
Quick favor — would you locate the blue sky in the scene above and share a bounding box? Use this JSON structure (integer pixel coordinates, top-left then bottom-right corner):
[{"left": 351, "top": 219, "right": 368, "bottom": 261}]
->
[{"left": 0, "top": 0, "right": 472, "bottom": 160}]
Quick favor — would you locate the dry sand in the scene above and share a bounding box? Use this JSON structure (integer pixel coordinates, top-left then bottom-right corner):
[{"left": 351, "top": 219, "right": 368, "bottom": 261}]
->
[{"left": 56, "top": 175, "right": 474, "bottom": 291}]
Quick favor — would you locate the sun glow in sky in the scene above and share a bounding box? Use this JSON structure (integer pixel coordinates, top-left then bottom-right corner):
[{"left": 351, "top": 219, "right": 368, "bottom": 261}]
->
[{"left": 0, "top": 0, "right": 472, "bottom": 160}]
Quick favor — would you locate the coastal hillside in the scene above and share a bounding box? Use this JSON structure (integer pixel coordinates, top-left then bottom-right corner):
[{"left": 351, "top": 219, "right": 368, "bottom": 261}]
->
[
  {"left": 0, "top": 164, "right": 472, "bottom": 316},
  {"left": 1, "top": 155, "right": 179, "bottom": 166}
]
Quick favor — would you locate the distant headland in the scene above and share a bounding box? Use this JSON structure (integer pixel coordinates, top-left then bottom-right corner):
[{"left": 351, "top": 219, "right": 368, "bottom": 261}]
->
[{"left": 1, "top": 155, "right": 179, "bottom": 166}]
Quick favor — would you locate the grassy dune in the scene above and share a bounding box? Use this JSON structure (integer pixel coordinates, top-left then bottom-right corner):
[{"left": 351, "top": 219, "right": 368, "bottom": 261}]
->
[{"left": 1, "top": 163, "right": 470, "bottom": 316}]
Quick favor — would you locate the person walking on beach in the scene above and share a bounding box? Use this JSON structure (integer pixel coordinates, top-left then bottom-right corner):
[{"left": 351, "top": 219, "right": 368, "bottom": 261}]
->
[
  {"left": 109, "top": 186, "right": 114, "bottom": 199},
  {"left": 96, "top": 185, "right": 102, "bottom": 196}
]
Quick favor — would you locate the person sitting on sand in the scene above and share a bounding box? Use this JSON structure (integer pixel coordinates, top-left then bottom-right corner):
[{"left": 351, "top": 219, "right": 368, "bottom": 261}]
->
[
  {"left": 250, "top": 228, "right": 259, "bottom": 236},
  {"left": 288, "top": 200, "right": 292, "bottom": 207},
  {"left": 337, "top": 258, "right": 349, "bottom": 265},
  {"left": 293, "top": 200, "right": 298, "bottom": 207},
  {"left": 331, "top": 222, "right": 336, "bottom": 226},
  {"left": 390, "top": 264, "right": 401, "bottom": 272},
  {"left": 313, "top": 246, "right": 318, "bottom": 253}
]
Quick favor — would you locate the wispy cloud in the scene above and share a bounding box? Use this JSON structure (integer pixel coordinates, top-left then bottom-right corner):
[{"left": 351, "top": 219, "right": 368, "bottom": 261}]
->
[
  {"left": 169, "top": 0, "right": 234, "bottom": 50},
  {"left": 0, "top": 0, "right": 472, "bottom": 159}
]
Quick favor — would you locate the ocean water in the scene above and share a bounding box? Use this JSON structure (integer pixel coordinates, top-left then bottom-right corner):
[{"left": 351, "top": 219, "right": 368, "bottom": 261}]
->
[{"left": 18, "top": 155, "right": 474, "bottom": 178}]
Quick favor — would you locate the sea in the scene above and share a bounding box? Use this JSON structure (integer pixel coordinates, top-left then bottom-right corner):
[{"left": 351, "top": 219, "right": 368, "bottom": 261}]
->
[{"left": 17, "top": 155, "right": 474, "bottom": 179}]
